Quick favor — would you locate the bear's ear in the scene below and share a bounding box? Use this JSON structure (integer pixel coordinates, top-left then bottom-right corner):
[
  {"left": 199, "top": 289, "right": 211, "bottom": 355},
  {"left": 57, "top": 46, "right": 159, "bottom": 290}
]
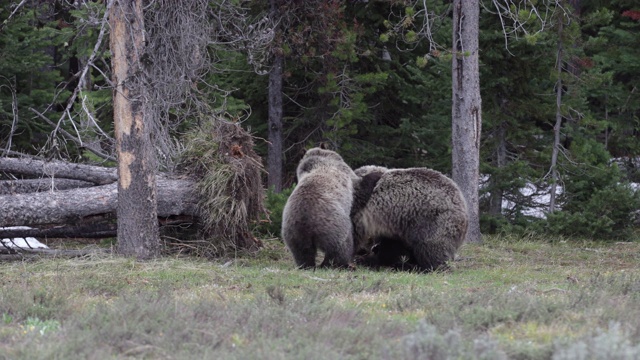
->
[
  {"left": 319, "top": 142, "right": 328, "bottom": 150},
  {"left": 300, "top": 146, "right": 311, "bottom": 159},
  {"left": 361, "top": 171, "right": 383, "bottom": 192}
]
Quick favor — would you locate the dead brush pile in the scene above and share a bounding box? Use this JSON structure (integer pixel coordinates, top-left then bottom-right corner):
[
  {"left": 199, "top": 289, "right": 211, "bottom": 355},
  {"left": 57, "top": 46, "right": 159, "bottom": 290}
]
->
[{"left": 177, "top": 119, "right": 266, "bottom": 256}]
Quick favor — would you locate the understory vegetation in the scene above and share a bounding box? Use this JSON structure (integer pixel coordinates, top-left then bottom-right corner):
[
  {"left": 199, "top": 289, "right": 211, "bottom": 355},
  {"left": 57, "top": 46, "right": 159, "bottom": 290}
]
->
[{"left": 1, "top": 235, "right": 639, "bottom": 359}]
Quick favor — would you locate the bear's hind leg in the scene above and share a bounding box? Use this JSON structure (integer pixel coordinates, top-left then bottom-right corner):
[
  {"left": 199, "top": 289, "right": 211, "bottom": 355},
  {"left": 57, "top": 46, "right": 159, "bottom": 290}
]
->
[
  {"left": 411, "top": 244, "right": 450, "bottom": 272},
  {"left": 319, "top": 248, "right": 352, "bottom": 268},
  {"left": 288, "top": 241, "right": 317, "bottom": 269},
  {"left": 319, "top": 235, "right": 353, "bottom": 269}
]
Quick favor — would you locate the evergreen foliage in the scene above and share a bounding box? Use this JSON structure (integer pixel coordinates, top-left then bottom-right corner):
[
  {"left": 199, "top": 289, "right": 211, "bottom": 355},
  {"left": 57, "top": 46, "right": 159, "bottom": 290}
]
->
[
  {"left": 541, "top": 138, "right": 640, "bottom": 239},
  {"left": 0, "top": 1, "right": 109, "bottom": 157},
  {"left": 254, "top": 185, "right": 295, "bottom": 238},
  {"left": 583, "top": 1, "right": 640, "bottom": 160},
  {"left": 1, "top": 3, "right": 68, "bottom": 153}
]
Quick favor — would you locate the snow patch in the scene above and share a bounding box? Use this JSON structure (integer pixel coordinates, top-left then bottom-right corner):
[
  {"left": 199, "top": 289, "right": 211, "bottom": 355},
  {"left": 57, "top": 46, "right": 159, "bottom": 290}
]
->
[
  {"left": 481, "top": 174, "right": 639, "bottom": 220},
  {"left": 502, "top": 182, "right": 562, "bottom": 219},
  {"left": 1, "top": 227, "right": 49, "bottom": 249}
]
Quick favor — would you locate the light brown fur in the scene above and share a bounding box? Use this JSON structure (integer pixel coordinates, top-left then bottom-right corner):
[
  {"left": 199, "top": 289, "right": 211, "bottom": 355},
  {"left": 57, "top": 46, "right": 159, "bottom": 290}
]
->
[{"left": 282, "top": 148, "right": 358, "bottom": 269}]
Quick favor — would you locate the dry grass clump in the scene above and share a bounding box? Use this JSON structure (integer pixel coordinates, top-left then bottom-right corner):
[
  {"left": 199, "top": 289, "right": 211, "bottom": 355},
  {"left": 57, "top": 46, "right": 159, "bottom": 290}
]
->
[{"left": 178, "top": 118, "right": 266, "bottom": 256}]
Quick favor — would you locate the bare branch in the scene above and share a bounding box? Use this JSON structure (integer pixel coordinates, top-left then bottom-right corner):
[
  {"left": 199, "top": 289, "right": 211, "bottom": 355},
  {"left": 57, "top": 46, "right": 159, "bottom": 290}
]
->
[
  {"left": 43, "top": 0, "right": 114, "bottom": 159},
  {"left": 30, "top": 108, "right": 116, "bottom": 162},
  {"left": 0, "top": 76, "right": 19, "bottom": 156},
  {"left": 384, "top": 2, "right": 451, "bottom": 53},
  {"left": 139, "top": 0, "right": 275, "bottom": 170},
  {"left": 484, "top": 0, "right": 572, "bottom": 51},
  {"left": 79, "top": 94, "right": 114, "bottom": 143}
]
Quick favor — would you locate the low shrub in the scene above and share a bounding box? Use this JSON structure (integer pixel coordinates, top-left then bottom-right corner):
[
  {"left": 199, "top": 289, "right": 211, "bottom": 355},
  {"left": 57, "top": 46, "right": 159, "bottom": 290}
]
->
[
  {"left": 254, "top": 185, "right": 295, "bottom": 238},
  {"left": 542, "top": 182, "right": 640, "bottom": 240}
]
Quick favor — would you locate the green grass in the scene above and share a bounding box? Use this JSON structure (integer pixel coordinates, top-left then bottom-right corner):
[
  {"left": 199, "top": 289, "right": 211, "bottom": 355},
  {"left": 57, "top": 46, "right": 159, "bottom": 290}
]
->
[{"left": 1, "top": 235, "right": 640, "bottom": 359}]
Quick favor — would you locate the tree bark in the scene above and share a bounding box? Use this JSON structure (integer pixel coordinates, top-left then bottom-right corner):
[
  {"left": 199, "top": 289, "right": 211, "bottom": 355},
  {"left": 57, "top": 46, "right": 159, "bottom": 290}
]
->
[
  {"left": 0, "top": 178, "right": 93, "bottom": 195},
  {"left": 267, "top": 0, "right": 284, "bottom": 193},
  {"left": 452, "top": 0, "right": 482, "bottom": 243},
  {"left": 489, "top": 122, "right": 506, "bottom": 218},
  {"left": 0, "top": 157, "right": 117, "bottom": 185},
  {"left": 549, "top": 20, "right": 564, "bottom": 213},
  {"left": 0, "top": 216, "right": 196, "bottom": 240},
  {"left": 0, "top": 179, "right": 197, "bottom": 228},
  {"left": 0, "top": 223, "right": 117, "bottom": 239},
  {"left": 110, "top": 0, "right": 160, "bottom": 259}
]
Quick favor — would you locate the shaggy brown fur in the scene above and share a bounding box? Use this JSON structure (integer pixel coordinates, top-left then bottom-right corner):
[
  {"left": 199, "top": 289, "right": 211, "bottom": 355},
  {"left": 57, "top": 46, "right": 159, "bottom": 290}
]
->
[
  {"left": 352, "top": 166, "right": 468, "bottom": 272},
  {"left": 282, "top": 148, "right": 358, "bottom": 269}
]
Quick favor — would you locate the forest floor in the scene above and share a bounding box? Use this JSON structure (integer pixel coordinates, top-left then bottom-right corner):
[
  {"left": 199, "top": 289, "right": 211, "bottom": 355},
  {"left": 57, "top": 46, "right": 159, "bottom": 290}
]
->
[{"left": 1, "top": 234, "right": 639, "bottom": 359}]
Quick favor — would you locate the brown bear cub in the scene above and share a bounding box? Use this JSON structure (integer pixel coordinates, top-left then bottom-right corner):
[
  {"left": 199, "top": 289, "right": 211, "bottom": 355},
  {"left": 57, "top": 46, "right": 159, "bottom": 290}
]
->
[
  {"left": 281, "top": 147, "right": 359, "bottom": 269},
  {"left": 355, "top": 235, "right": 419, "bottom": 271}
]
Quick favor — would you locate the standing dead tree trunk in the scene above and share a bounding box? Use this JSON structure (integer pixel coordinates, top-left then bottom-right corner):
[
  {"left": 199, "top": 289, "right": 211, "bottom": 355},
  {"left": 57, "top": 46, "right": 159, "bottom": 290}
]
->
[
  {"left": 267, "top": 54, "right": 284, "bottom": 192},
  {"left": 452, "top": 0, "right": 482, "bottom": 244},
  {"left": 267, "top": 0, "right": 284, "bottom": 193},
  {"left": 549, "top": 19, "right": 564, "bottom": 213},
  {"left": 110, "top": 0, "right": 160, "bottom": 259},
  {"left": 488, "top": 122, "right": 507, "bottom": 223},
  {"left": 267, "top": 50, "right": 284, "bottom": 193}
]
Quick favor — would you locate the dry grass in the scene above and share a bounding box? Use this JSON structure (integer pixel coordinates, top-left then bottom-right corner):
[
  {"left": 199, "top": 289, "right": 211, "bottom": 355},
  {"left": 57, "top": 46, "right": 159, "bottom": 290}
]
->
[
  {"left": 177, "top": 118, "right": 266, "bottom": 255},
  {"left": 1, "top": 235, "right": 639, "bottom": 359}
]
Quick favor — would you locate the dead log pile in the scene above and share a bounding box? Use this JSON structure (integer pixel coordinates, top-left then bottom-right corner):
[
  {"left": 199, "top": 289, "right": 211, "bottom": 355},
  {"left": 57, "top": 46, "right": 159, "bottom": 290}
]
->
[{"left": 0, "top": 157, "right": 199, "bottom": 244}]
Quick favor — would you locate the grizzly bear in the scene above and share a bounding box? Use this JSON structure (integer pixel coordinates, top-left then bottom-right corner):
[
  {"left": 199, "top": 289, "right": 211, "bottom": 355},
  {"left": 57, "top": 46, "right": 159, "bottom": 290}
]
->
[
  {"left": 352, "top": 166, "right": 468, "bottom": 271},
  {"left": 282, "top": 148, "right": 359, "bottom": 268}
]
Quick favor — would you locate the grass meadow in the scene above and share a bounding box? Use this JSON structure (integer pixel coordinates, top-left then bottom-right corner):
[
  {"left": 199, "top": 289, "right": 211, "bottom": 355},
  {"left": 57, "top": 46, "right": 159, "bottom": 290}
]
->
[{"left": 1, "top": 234, "right": 640, "bottom": 359}]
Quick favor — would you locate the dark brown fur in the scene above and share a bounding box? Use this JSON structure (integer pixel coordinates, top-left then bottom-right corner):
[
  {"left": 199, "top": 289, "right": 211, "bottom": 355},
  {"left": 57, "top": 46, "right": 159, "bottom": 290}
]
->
[
  {"left": 352, "top": 166, "right": 468, "bottom": 272},
  {"left": 355, "top": 235, "right": 420, "bottom": 271}
]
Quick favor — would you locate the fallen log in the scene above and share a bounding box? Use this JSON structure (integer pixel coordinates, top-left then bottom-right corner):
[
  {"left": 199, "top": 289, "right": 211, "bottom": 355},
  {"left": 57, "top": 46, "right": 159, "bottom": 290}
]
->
[
  {"left": 0, "top": 157, "right": 117, "bottom": 185},
  {"left": 0, "top": 216, "right": 197, "bottom": 239},
  {"left": 0, "top": 178, "right": 94, "bottom": 195},
  {"left": 0, "top": 179, "right": 199, "bottom": 227},
  {"left": 0, "top": 223, "right": 117, "bottom": 239}
]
